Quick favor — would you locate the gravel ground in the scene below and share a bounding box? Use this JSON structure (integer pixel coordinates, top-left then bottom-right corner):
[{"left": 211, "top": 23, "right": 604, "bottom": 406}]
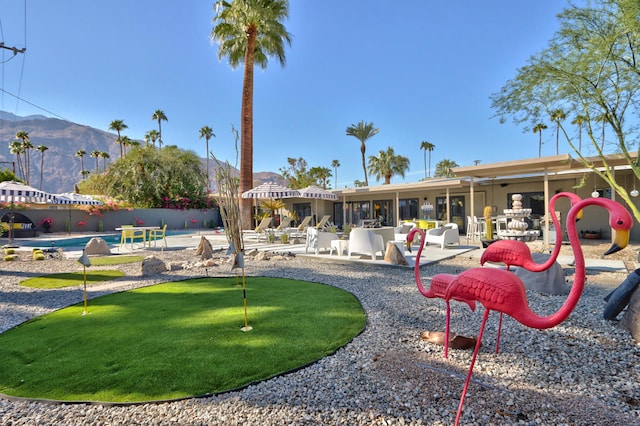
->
[{"left": 0, "top": 241, "right": 639, "bottom": 425}]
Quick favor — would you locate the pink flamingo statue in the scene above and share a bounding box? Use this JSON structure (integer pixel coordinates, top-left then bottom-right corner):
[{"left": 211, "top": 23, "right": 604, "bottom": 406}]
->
[
  {"left": 407, "top": 228, "right": 476, "bottom": 357},
  {"left": 480, "top": 192, "right": 583, "bottom": 272},
  {"left": 476, "top": 192, "right": 583, "bottom": 353},
  {"left": 443, "top": 197, "right": 632, "bottom": 425}
]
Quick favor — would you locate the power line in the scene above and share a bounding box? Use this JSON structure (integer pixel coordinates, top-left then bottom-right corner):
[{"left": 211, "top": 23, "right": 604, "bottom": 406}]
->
[{"left": 0, "top": 87, "right": 67, "bottom": 120}]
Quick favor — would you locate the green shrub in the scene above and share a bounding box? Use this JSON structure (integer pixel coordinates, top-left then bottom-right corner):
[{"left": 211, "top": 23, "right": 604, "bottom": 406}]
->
[
  {"left": 33, "top": 253, "right": 45, "bottom": 261},
  {"left": 4, "top": 248, "right": 15, "bottom": 255},
  {"left": 4, "top": 255, "right": 16, "bottom": 261}
]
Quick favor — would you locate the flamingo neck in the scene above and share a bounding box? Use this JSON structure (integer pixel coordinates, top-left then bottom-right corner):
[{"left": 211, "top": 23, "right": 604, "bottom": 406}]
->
[
  {"left": 411, "top": 228, "right": 431, "bottom": 297},
  {"left": 516, "top": 200, "right": 585, "bottom": 329}
]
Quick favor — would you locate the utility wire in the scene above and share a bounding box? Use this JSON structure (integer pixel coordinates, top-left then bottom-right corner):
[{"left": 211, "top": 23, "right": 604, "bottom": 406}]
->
[{"left": 0, "top": 87, "right": 67, "bottom": 120}]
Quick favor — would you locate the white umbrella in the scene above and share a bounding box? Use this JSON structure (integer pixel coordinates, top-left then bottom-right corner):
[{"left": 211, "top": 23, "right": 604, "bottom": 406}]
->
[
  {"left": 241, "top": 182, "right": 300, "bottom": 228},
  {"left": 298, "top": 185, "right": 338, "bottom": 225},
  {"left": 241, "top": 182, "right": 301, "bottom": 199},
  {"left": 0, "top": 180, "right": 53, "bottom": 203}
]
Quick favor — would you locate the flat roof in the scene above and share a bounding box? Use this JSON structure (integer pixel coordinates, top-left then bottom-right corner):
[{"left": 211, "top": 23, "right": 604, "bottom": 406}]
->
[{"left": 451, "top": 154, "right": 575, "bottom": 178}]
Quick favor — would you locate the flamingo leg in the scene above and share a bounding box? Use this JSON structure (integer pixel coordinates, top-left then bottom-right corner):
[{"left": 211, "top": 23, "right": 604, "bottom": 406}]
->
[
  {"left": 495, "top": 312, "right": 503, "bottom": 354},
  {"left": 444, "top": 300, "right": 451, "bottom": 358},
  {"left": 455, "top": 308, "right": 490, "bottom": 426}
]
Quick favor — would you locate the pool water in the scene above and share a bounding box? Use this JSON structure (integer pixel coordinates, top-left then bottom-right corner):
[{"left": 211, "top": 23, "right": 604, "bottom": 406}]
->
[{"left": 17, "top": 231, "right": 192, "bottom": 249}]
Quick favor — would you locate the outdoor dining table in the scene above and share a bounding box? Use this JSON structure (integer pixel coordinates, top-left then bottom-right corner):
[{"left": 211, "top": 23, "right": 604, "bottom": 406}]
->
[{"left": 115, "top": 226, "right": 160, "bottom": 248}]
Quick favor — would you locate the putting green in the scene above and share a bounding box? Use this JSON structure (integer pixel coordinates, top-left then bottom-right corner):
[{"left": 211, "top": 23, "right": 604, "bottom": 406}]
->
[{"left": 0, "top": 277, "right": 365, "bottom": 403}]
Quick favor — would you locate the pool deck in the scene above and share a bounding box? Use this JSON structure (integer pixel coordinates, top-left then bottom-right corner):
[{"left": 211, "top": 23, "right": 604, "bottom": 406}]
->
[
  {"left": 7, "top": 230, "right": 476, "bottom": 269},
  {"left": 5, "top": 230, "right": 629, "bottom": 271}
]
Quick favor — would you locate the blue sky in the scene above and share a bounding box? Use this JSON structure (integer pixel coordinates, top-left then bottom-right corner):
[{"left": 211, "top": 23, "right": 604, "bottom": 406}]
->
[{"left": 0, "top": 1, "right": 573, "bottom": 188}]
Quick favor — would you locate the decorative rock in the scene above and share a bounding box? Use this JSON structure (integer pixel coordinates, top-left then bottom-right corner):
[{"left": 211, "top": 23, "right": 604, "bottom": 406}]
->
[
  {"left": 245, "top": 248, "right": 259, "bottom": 257},
  {"left": 420, "top": 331, "right": 478, "bottom": 350},
  {"left": 195, "top": 236, "right": 214, "bottom": 260},
  {"left": 620, "top": 287, "right": 640, "bottom": 342},
  {"left": 384, "top": 242, "right": 408, "bottom": 266},
  {"left": 254, "top": 251, "right": 268, "bottom": 261},
  {"left": 202, "top": 258, "right": 217, "bottom": 267},
  {"left": 513, "top": 252, "right": 568, "bottom": 295},
  {"left": 166, "top": 262, "right": 183, "bottom": 271},
  {"left": 85, "top": 237, "right": 111, "bottom": 255},
  {"left": 141, "top": 255, "right": 167, "bottom": 275}
]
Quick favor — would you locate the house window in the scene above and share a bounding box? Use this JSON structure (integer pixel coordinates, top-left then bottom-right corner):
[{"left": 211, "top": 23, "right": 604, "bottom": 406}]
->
[
  {"left": 507, "top": 192, "right": 545, "bottom": 216},
  {"left": 399, "top": 198, "right": 419, "bottom": 220}
]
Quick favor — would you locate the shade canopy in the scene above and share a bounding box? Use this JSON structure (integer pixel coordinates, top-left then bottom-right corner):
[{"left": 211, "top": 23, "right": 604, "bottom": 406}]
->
[
  {"left": 0, "top": 180, "right": 53, "bottom": 203},
  {"left": 53, "top": 193, "right": 103, "bottom": 205},
  {"left": 298, "top": 185, "right": 338, "bottom": 201},
  {"left": 241, "top": 182, "right": 301, "bottom": 199}
]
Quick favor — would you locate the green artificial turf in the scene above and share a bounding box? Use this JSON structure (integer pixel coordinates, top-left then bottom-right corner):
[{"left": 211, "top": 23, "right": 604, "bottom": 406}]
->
[
  {"left": 20, "top": 270, "right": 125, "bottom": 288},
  {"left": 0, "top": 277, "right": 365, "bottom": 403},
  {"left": 90, "top": 255, "right": 144, "bottom": 265}
]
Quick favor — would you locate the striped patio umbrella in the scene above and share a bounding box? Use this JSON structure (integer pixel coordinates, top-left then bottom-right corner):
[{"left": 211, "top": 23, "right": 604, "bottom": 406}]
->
[
  {"left": 241, "top": 182, "right": 300, "bottom": 199},
  {"left": 0, "top": 180, "right": 53, "bottom": 203},
  {"left": 52, "top": 193, "right": 103, "bottom": 205},
  {"left": 298, "top": 185, "right": 338, "bottom": 223}
]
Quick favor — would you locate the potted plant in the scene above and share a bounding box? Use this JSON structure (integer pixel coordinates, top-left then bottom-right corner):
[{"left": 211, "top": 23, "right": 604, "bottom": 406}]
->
[
  {"left": 281, "top": 233, "right": 289, "bottom": 244},
  {"left": 583, "top": 229, "right": 601, "bottom": 239},
  {"left": 39, "top": 217, "right": 54, "bottom": 233},
  {"left": 480, "top": 206, "right": 497, "bottom": 248}
]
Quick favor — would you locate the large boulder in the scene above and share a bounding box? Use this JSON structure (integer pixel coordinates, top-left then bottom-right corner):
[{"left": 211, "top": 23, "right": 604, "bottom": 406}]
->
[
  {"left": 513, "top": 252, "right": 568, "bottom": 295},
  {"left": 620, "top": 288, "right": 640, "bottom": 342},
  {"left": 384, "top": 241, "right": 408, "bottom": 266},
  {"left": 142, "top": 255, "right": 167, "bottom": 276},
  {"left": 85, "top": 237, "right": 111, "bottom": 255}
]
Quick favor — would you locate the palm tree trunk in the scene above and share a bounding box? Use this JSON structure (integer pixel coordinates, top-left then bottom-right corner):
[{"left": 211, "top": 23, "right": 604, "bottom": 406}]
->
[
  {"left": 361, "top": 143, "right": 368, "bottom": 186},
  {"left": 40, "top": 152, "right": 45, "bottom": 190},
  {"left": 206, "top": 137, "right": 210, "bottom": 193},
  {"left": 240, "top": 27, "right": 257, "bottom": 229}
]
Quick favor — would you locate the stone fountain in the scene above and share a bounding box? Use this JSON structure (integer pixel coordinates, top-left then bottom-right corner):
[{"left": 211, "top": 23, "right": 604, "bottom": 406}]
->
[{"left": 498, "top": 194, "right": 540, "bottom": 241}]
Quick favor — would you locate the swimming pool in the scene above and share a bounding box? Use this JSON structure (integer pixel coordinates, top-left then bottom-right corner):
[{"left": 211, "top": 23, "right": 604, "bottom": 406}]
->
[{"left": 17, "top": 231, "right": 193, "bottom": 249}]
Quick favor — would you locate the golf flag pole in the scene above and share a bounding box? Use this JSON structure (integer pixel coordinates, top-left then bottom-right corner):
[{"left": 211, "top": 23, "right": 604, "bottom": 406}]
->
[{"left": 77, "top": 249, "right": 91, "bottom": 315}]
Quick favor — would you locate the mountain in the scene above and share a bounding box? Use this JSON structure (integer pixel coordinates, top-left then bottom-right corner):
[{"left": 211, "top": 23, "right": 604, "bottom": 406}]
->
[{"left": 0, "top": 112, "right": 282, "bottom": 194}]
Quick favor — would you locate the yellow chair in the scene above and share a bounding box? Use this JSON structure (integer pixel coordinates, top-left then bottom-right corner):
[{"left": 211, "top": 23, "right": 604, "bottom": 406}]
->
[
  {"left": 119, "top": 225, "right": 145, "bottom": 249},
  {"left": 149, "top": 224, "right": 168, "bottom": 247}
]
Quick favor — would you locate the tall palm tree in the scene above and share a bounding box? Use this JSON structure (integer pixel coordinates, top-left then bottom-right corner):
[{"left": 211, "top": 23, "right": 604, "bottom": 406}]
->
[
  {"left": 331, "top": 159, "right": 340, "bottom": 188},
  {"left": 151, "top": 110, "right": 168, "bottom": 148},
  {"left": 108, "top": 119, "right": 128, "bottom": 159},
  {"left": 99, "top": 151, "right": 110, "bottom": 172},
  {"left": 549, "top": 109, "right": 566, "bottom": 155},
  {"left": 199, "top": 125, "right": 216, "bottom": 192},
  {"left": 90, "top": 150, "right": 101, "bottom": 172},
  {"left": 9, "top": 140, "right": 25, "bottom": 181},
  {"left": 571, "top": 115, "right": 586, "bottom": 153},
  {"left": 36, "top": 144, "right": 48, "bottom": 190},
  {"left": 211, "top": 0, "right": 292, "bottom": 229},
  {"left": 75, "top": 150, "right": 86, "bottom": 179},
  {"left": 367, "top": 147, "right": 410, "bottom": 185},
  {"left": 532, "top": 123, "right": 547, "bottom": 157},
  {"left": 434, "top": 158, "right": 459, "bottom": 178},
  {"left": 16, "top": 131, "right": 32, "bottom": 185},
  {"left": 420, "top": 141, "right": 435, "bottom": 179},
  {"left": 596, "top": 112, "right": 609, "bottom": 151},
  {"left": 147, "top": 129, "right": 159, "bottom": 148},
  {"left": 346, "top": 120, "right": 380, "bottom": 186}
]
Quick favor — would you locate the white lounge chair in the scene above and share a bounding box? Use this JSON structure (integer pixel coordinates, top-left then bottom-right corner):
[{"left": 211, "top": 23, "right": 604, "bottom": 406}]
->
[
  {"left": 315, "top": 215, "right": 331, "bottom": 230},
  {"left": 305, "top": 227, "right": 339, "bottom": 255},
  {"left": 243, "top": 217, "right": 272, "bottom": 242},
  {"left": 348, "top": 228, "right": 385, "bottom": 260},
  {"left": 424, "top": 223, "right": 460, "bottom": 249}
]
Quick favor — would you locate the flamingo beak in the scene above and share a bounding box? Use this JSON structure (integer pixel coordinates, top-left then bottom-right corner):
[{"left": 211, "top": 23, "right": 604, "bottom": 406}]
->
[
  {"left": 604, "top": 228, "right": 629, "bottom": 255},
  {"left": 576, "top": 209, "right": 583, "bottom": 222}
]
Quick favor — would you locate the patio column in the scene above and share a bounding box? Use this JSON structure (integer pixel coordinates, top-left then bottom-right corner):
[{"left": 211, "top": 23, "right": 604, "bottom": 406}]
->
[
  {"left": 469, "top": 177, "right": 475, "bottom": 242},
  {"left": 544, "top": 168, "right": 550, "bottom": 247}
]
